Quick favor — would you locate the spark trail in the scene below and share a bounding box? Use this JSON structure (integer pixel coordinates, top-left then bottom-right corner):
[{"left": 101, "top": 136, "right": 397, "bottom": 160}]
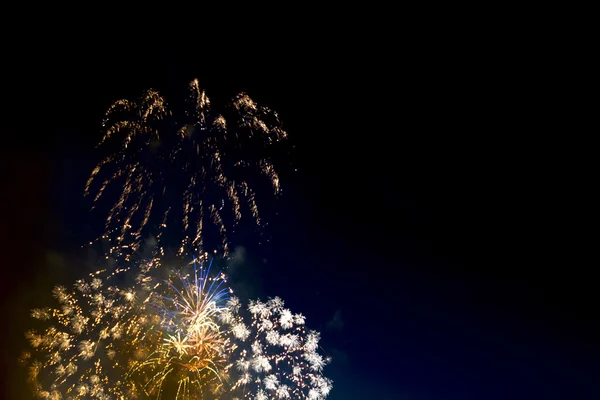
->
[{"left": 85, "top": 80, "right": 287, "bottom": 261}]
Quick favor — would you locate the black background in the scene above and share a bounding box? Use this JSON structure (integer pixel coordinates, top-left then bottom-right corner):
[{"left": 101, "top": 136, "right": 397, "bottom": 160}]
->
[{"left": 1, "top": 19, "right": 598, "bottom": 399}]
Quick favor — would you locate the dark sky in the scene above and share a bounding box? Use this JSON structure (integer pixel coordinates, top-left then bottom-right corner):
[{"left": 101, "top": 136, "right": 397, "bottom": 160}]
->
[{"left": 1, "top": 32, "right": 598, "bottom": 399}]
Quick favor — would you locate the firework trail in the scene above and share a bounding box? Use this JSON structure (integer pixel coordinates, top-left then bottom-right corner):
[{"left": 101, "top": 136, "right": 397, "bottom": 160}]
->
[
  {"left": 23, "top": 258, "right": 332, "bottom": 399},
  {"left": 85, "top": 80, "right": 287, "bottom": 261}
]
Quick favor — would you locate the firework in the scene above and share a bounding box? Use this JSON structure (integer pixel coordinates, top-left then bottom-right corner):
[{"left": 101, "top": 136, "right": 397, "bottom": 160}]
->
[
  {"left": 23, "top": 262, "right": 149, "bottom": 399},
  {"left": 84, "top": 80, "right": 287, "bottom": 261},
  {"left": 23, "top": 258, "right": 332, "bottom": 399},
  {"left": 126, "top": 259, "right": 234, "bottom": 399},
  {"left": 222, "top": 296, "right": 333, "bottom": 400},
  {"left": 22, "top": 258, "right": 234, "bottom": 399}
]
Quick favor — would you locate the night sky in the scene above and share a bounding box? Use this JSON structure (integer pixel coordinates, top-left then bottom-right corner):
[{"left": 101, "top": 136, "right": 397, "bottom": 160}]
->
[{"left": 1, "top": 34, "right": 598, "bottom": 399}]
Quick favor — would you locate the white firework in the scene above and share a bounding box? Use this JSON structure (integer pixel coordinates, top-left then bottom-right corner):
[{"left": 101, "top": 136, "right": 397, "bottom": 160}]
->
[{"left": 224, "top": 295, "right": 333, "bottom": 399}]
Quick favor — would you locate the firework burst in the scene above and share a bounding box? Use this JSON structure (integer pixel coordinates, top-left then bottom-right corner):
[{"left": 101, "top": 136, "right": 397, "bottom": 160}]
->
[
  {"left": 126, "top": 259, "right": 234, "bottom": 399},
  {"left": 222, "top": 296, "right": 333, "bottom": 400},
  {"left": 22, "top": 258, "right": 233, "bottom": 399},
  {"left": 22, "top": 262, "right": 150, "bottom": 399},
  {"left": 23, "top": 258, "right": 332, "bottom": 399},
  {"left": 85, "top": 79, "right": 287, "bottom": 261}
]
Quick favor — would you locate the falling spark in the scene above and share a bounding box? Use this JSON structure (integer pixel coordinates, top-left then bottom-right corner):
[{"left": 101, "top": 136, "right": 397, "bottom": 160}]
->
[{"left": 85, "top": 80, "right": 287, "bottom": 261}]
